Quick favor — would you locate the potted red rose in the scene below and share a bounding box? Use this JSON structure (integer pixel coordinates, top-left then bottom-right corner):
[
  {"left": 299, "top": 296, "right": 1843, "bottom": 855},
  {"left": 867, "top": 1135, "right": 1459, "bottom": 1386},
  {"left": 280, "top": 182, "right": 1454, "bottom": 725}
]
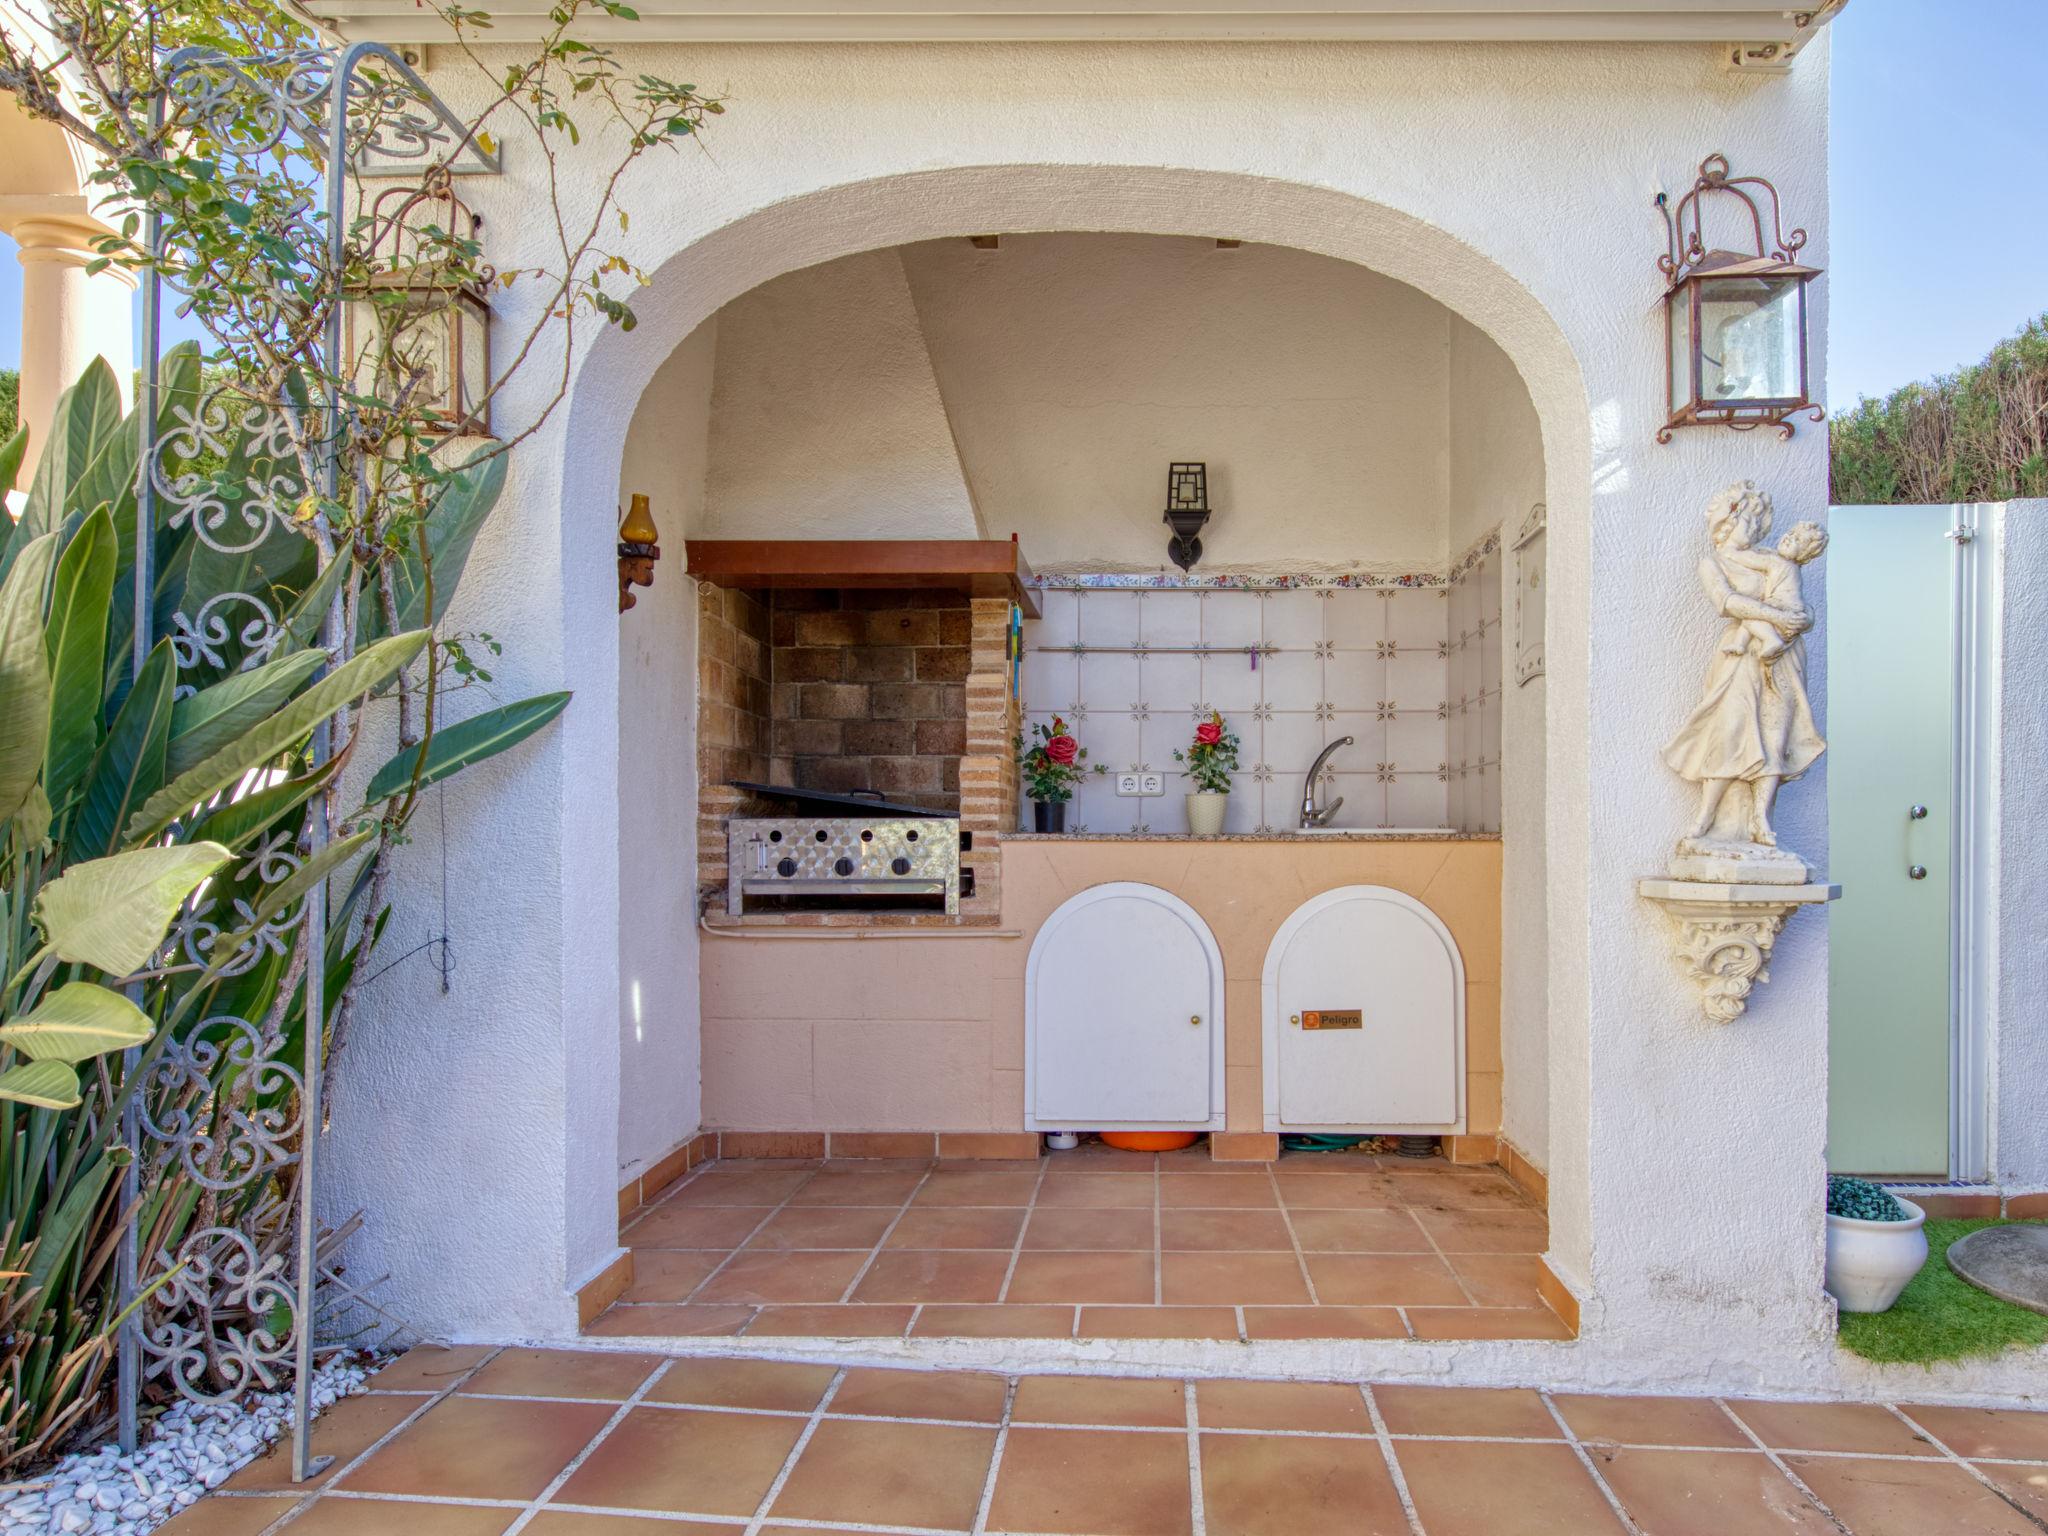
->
[
  {"left": 1017, "top": 716, "right": 1098, "bottom": 833},
  {"left": 1174, "top": 709, "right": 1240, "bottom": 835}
]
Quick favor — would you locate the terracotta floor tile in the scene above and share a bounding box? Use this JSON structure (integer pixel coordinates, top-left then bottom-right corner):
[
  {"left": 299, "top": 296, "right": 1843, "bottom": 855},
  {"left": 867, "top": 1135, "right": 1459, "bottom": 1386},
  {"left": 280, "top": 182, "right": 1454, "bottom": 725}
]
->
[
  {"left": 646, "top": 1357, "right": 836, "bottom": 1412},
  {"left": 1274, "top": 1173, "right": 1400, "bottom": 1208},
  {"left": 670, "top": 1169, "right": 815, "bottom": 1206},
  {"left": 987, "top": 1426, "right": 1194, "bottom": 1536},
  {"left": 367, "top": 1345, "right": 496, "bottom": 1391},
  {"left": 787, "top": 1170, "right": 925, "bottom": 1206},
  {"left": 1197, "top": 1380, "right": 1373, "bottom": 1433},
  {"left": 742, "top": 1204, "right": 899, "bottom": 1250},
  {"left": 337, "top": 1396, "right": 612, "bottom": 1501},
  {"left": 768, "top": 1418, "right": 998, "bottom": 1529},
  {"left": 912, "top": 1170, "right": 1041, "bottom": 1206},
  {"left": 1011, "top": 1375, "right": 1187, "bottom": 1427},
  {"left": 934, "top": 1158, "right": 1045, "bottom": 1174},
  {"left": 746, "top": 1304, "right": 916, "bottom": 1337},
  {"left": 1242, "top": 1306, "right": 1409, "bottom": 1340},
  {"left": 1554, "top": 1393, "right": 1755, "bottom": 1449},
  {"left": 1899, "top": 1403, "right": 2048, "bottom": 1461},
  {"left": 1727, "top": 1400, "right": 1941, "bottom": 1457},
  {"left": 524, "top": 1515, "right": 742, "bottom": 1535},
  {"left": 852, "top": 1248, "right": 1012, "bottom": 1303},
  {"left": 552, "top": 1406, "right": 805, "bottom": 1518},
  {"left": 1972, "top": 1462, "right": 2048, "bottom": 1523},
  {"left": 1284, "top": 1208, "right": 1430, "bottom": 1252},
  {"left": 1387, "top": 1170, "right": 1530, "bottom": 1209},
  {"left": 620, "top": 1250, "right": 724, "bottom": 1303},
  {"left": 1079, "top": 1306, "right": 1241, "bottom": 1339},
  {"left": 1376, "top": 1384, "right": 1561, "bottom": 1439},
  {"left": 1037, "top": 1173, "right": 1157, "bottom": 1207},
  {"left": 1161, "top": 1252, "right": 1311, "bottom": 1305},
  {"left": 1200, "top": 1431, "right": 1410, "bottom": 1536},
  {"left": 885, "top": 1205, "right": 1029, "bottom": 1249},
  {"left": 1023, "top": 1206, "right": 1157, "bottom": 1250},
  {"left": 691, "top": 1249, "right": 870, "bottom": 1305},
  {"left": 1409, "top": 1207, "right": 1548, "bottom": 1253},
  {"left": 625, "top": 1203, "right": 772, "bottom": 1249},
  {"left": 1787, "top": 1453, "right": 2043, "bottom": 1536},
  {"left": 1158, "top": 1209, "right": 1295, "bottom": 1251},
  {"left": 458, "top": 1348, "right": 662, "bottom": 1401},
  {"left": 155, "top": 1496, "right": 300, "bottom": 1535},
  {"left": 1006, "top": 1250, "right": 1156, "bottom": 1304},
  {"left": 1404, "top": 1307, "right": 1573, "bottom": 1340},
  {"left": 913, "top": 1304, "right": 1077, "bottom": 1338},
  {"left": 1446, "top": 1253, "right": 1547, "bottom": 1308},
  {"left": 1303, "top": 1253, "right": 1467, "bottom": 1307},
  {"left": 226, "top": 1393, "right": 431, "bottom": 1491},
  {"left": 585, "top": 1303, "right": 754, "bottom": 1338},
  {"left": 1158, "top": 1173, "right": 1276, "bottom": 1208},
  {"left": 1593, "top": 1448, "right": 1834, "bottom": 1535},
  {"left": 1395, "top": 1439, "right": 1626, "bottom": 1535},
  {"left": 832, "top": 1366, "right": 1010, "bottom": 1422},
  {"left": 275, "top": 1500, "right": 517, "bottom": 1535}
]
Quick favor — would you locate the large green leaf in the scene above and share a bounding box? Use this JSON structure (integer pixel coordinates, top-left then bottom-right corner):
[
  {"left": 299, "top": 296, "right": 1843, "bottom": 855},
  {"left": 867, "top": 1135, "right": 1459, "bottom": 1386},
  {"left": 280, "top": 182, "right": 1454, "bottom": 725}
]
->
[
  {"left": 188, "top": 761, "right": 338, "bottom": 850},
  {"left": 377, "top": 450, "right": 507, "bottom": 638},
  {"left": 72, "top": 639, "right": 174, "bottom": 861},
  {"left": 23, "top": 1153, "right": 110, "bottom": 1301},
  {"left": 0, "top": 1061, "right": 82, "bottom": 1111},
  {"left": 41, "top": 506, "right": 116, "bottom": 812},
  {"left": 167, "top": 649, "right": 326, "bottom": 778},
  {"left": 0, "top": 982, "right": 153, "bottom": 1062},
  {"left": 33, "top": 842, "right": 232, "bottom": 975},
  {"left": 0, "top": 425, "right": 27, "bottom": 500},
  {"left": 277, "top": 551, "right": 347, "bottom": 652},
  {"left": 19, "top": 358, "right": 124, "bottom": 547},
  {"left": 0, "top": 530, "right": 59, "bottom": 822},
  {"left": 127, "top": 629, "right": 426, "bottom": 843},
  {"left": 362, "top": 691, "right": 571, "bottom": 805}
]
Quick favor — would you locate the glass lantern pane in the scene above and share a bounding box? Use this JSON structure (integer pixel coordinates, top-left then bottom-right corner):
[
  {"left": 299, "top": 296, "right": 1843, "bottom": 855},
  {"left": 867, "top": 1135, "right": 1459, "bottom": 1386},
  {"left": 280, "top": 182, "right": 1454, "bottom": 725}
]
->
[
  {"left": 1667, "top": 292, "right": 1694, "bottom": 412},
  {"left": 457, "top": 294, "right": 489, "bottom": 431},
  {"left": 1697, "top": 275, "right": 1802, "bottom": 402}
]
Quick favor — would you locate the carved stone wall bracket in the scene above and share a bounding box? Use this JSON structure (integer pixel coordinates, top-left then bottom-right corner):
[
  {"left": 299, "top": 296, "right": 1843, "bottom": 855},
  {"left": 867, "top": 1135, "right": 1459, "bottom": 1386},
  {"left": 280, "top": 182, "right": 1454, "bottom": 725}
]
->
[{"left": 1638, "top": 878, "right": 1839, "bottom": 1024}]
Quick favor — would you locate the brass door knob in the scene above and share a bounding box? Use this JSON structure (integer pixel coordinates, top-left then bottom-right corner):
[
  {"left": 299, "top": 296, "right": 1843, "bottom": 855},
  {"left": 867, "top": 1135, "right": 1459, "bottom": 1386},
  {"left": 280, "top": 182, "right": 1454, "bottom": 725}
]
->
[
  {"left": 1290, "top": 1013, "right": 1301, "bottom": 1027},
  {"left": 1190, "top": 1014, "right": 1202, "bottom": 1027}
]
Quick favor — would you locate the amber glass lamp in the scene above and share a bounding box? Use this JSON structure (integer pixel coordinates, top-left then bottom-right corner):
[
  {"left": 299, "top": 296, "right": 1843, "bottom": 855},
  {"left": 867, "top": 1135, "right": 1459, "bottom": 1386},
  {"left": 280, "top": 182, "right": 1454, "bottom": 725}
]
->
[{"left": 618, "top": 494, "right": 660, "bottom": 612}]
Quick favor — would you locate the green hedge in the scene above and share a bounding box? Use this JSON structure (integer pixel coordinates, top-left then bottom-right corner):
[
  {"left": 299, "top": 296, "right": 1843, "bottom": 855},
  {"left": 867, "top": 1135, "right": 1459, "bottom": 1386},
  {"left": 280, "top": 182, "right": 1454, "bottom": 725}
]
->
[{"left": 1831, "top": 315, "right": 2048, "bottom": 505}]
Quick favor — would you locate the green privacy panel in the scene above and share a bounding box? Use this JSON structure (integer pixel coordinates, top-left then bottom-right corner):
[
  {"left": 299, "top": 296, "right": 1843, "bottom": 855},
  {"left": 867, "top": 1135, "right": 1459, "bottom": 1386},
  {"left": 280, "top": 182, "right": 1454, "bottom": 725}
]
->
[{"left": 1826, "top": 504, "right": 1953, "bottom": 1177}]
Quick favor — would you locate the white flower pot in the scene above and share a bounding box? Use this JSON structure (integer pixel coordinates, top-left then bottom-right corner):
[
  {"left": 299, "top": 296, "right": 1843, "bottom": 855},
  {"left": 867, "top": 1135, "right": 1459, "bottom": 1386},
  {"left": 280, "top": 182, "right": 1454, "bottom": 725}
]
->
[
  {"left": 1824, "top": 1196, "right": 1928, "bottom": 1314},
  {"left": 1185, "top": 791, "right": 1228, "bottom": 836}
]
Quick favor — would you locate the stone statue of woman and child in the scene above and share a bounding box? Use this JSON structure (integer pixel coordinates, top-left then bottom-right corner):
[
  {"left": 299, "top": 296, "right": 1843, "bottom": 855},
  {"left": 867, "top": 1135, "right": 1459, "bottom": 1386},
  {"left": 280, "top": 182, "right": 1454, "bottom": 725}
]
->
[{"left": 1662, "top": 480, "right": 1828, "bottom": 885}]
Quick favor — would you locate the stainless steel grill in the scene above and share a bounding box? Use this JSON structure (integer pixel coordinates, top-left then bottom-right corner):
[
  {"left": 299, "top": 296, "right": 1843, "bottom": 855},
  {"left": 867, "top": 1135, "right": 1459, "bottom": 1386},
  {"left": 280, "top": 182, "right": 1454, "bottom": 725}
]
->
[{"left": 726, "top": 813, "right": 961, "bottom": 915}]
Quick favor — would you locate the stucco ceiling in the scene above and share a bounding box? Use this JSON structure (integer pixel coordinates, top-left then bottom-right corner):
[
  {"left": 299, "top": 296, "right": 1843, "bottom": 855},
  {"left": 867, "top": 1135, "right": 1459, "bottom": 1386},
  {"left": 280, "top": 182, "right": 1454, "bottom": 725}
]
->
[{"left": 300, "top": 0, "right": 1846, "bottom": 58}]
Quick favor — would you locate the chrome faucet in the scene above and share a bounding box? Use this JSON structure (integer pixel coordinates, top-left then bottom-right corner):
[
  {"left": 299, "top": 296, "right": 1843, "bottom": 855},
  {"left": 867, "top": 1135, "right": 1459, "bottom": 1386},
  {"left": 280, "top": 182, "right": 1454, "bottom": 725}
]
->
[{"left": 1300, "top": 736, "right": 1354, "bottom": 828}]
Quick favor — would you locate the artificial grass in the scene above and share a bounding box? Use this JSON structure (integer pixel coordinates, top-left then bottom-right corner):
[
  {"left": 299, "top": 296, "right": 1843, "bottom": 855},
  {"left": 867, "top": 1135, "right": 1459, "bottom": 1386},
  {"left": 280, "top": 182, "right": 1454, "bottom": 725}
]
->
[{"left": 1837, "top": 1218, "right": 2048, "bottom": 1365}]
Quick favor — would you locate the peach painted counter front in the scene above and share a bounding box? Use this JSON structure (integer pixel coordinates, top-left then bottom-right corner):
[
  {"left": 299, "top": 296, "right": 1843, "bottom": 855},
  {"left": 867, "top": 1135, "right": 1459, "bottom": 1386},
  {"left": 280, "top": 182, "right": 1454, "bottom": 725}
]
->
[{"left": 697, "top": 837, "right": 1501, "bottom": 1140}]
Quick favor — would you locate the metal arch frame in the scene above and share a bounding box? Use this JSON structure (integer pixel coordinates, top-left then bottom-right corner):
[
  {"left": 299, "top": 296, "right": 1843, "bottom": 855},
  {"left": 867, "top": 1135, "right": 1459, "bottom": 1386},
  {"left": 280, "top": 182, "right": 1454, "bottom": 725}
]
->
[{"left": 120, "top": 39, "right": 497, "bottom": 1482}]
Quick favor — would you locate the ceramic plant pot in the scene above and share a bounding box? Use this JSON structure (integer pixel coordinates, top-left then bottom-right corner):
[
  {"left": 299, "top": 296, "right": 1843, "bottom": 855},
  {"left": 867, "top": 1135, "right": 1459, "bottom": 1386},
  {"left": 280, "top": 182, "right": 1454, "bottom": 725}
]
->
[
  {"left": 1032, "top": 800, "right": 1068, "bottom": 834},
  {"left": 1185, "top": 791, "right": 1228, "bottom": 836},
  {"left": 1824, "top": 1195, "right": 1928, "bottom": 1313}
]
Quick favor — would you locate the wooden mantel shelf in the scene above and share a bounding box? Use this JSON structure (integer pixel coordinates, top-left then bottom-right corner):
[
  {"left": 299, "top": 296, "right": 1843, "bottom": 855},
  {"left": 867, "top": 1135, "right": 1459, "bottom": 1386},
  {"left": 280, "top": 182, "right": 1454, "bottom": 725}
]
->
[{"left": 684, "top": 539, "right": 1039, "bottom": 618}]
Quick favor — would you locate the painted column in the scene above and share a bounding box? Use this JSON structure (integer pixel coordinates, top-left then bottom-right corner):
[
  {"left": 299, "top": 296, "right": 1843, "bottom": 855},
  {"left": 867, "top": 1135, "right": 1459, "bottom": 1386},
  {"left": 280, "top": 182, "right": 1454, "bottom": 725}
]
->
[{"left": 11, "top": 214, "right": 136, "bottom": 475}]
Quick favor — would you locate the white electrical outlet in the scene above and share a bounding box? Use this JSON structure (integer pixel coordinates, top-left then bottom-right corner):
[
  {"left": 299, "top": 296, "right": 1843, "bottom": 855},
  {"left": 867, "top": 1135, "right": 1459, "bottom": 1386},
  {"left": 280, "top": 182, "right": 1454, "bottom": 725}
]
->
[{"left": 1116, "top": 773, "right": 1166, "bottom": 797}]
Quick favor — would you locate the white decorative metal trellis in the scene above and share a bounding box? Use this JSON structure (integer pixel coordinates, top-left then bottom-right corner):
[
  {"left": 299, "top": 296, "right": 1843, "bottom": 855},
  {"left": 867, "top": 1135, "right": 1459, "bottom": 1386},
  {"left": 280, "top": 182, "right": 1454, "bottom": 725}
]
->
[{"left": 120, "top": 40, "right": 497, "bottom": 1481}]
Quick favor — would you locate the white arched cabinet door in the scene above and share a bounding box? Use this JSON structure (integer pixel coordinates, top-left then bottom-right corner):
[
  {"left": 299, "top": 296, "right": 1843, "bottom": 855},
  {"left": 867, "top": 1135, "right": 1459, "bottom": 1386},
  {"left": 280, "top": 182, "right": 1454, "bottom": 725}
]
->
[
  {"left": 1025, "top": 883, "right": 1225, "bottom": 1131},
  {"left": 1261, "top": 886, "right": 1465, "bottom": 1133}
]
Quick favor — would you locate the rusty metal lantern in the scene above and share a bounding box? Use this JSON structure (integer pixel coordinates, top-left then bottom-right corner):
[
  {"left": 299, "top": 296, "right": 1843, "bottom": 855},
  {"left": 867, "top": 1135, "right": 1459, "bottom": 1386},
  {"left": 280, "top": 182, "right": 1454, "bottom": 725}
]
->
[
  {"left": 1656, "top": 154, "right": 1821, "bottom": 443},
  {"left": 343, "top": 171, "right": 493, "bottom": 436}
]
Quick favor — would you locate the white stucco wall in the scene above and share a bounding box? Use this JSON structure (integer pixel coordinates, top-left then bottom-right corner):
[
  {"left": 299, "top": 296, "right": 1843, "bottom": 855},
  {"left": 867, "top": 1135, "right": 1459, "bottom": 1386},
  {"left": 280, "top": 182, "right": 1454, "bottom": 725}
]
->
[
  {"left": 1448, "top": 318, "right": 1550, "bottom": 1169},
  {"left": 616, "top": 322, "right": 718, "bottom": 1183},
  {"left": 329, "top": 34, "right": 1907, "bottom": 1397},
  {"left": 1995, "top": 502, "right": 2048, "bottom": 1190},
  {"left": 700, "top": 248, "right": 980, "bottom": 539}
]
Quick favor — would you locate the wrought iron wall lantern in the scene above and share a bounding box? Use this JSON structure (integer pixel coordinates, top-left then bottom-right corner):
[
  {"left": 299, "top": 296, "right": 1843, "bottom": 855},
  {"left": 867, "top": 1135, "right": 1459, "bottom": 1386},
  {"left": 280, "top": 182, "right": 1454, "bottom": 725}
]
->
[
  {"left": 1655, "top": 154, "right": 1821, "bottom": 443},
  {"left": 619, "top": 493, "right": 661, "bottom": 611},
  {"left": 342, "top": 170, "right": 494, "bottom": 437},
  {"left": 1163, "top": 461, "right": 1211, "bottom": 571}
]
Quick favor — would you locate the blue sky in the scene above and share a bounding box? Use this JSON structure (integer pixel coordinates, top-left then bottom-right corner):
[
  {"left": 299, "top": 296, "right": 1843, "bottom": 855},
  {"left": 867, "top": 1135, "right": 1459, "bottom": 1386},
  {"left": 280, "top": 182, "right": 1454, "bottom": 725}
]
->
[{"left": 0, "top": 0, "right": 2038, "bottom": 409}]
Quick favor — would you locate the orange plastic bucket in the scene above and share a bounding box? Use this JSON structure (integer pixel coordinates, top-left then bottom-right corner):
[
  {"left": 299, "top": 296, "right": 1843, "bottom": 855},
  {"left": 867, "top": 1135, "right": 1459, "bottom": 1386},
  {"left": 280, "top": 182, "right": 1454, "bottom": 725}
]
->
[{"left": 1098, "top": 1131, "right": 1201, "bottom": 1153}]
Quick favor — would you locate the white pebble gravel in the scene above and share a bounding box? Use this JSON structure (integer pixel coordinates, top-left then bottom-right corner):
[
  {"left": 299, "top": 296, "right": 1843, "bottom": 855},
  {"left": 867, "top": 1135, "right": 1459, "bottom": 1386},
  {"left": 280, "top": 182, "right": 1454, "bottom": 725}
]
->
[{"left": 0, "top": 1357, "right": 373, "bottom": 1536}]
